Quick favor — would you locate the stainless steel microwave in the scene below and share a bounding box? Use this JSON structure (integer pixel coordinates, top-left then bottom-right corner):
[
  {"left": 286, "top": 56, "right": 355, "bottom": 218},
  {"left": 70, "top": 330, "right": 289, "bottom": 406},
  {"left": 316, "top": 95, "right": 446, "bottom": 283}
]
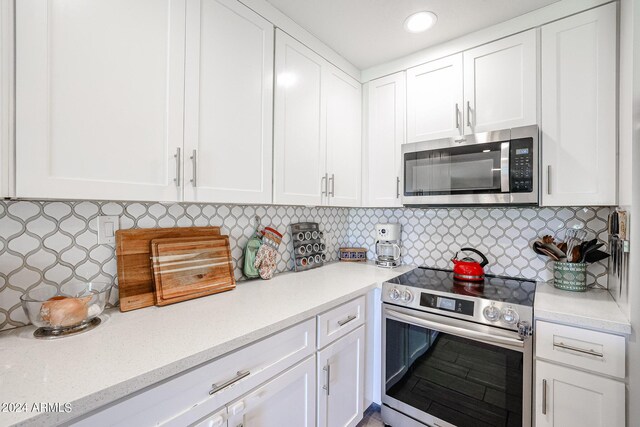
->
[{"left": 401, "top": 125, "right": 539, "bottom": 206}]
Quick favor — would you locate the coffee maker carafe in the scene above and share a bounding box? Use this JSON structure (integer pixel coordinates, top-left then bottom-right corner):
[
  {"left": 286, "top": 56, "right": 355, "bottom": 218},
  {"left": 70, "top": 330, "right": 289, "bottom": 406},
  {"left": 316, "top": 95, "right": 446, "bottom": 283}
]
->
[{"left": 375, "top": 224, "right": 402, "bottom": 268}]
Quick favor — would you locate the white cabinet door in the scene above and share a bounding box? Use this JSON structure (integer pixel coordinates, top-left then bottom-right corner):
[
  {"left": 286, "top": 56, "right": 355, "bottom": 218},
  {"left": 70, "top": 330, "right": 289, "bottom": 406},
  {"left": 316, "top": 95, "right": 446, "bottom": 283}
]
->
[
  {"left": 192, "top": 408, "right": 227, "bottom": 427},
  {"left": 317, "top": 326, "right": 365, "bottom": 427},
  {"left": 0, "top": 0, "right": 12, "bottom": 198},
  {"left": 227, "top": 356, "right": 316, "bottom": 427},
  {"left": 541, "top": 3, "right": 617, "bottom": 206},
  {"left": 183, "top": 0, "right": 273, "bottom": 204},
  {"left": 536, "top": 361, "right": 625, "bottom": 427},
  {"left": 463, "top": 29, "right": 537, "bottom": 134},
  {"left": 406, "top": 54, "right": 463, "bottom": 142},
  {"left": 273, "top": 30, "right": 325, "bottom": 206},
  {"left": 16, "top": 0, "right": 186, "bottom": 202},
  {"left": 325, "top": 64, "right": 362, "bottom": 207},
  {"left": 364, "top": 72, "right": 405, "bottom": 207}
]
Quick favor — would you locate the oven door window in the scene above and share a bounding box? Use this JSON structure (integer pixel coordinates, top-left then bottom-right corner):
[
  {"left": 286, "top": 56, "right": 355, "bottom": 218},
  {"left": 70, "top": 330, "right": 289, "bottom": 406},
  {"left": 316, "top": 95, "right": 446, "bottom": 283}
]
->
[
  {"left": 404, "top": 141, "right": 505, "bottom": 196},
  {"left": 385, "top": 318, "right": 523, "bottom": 427}
]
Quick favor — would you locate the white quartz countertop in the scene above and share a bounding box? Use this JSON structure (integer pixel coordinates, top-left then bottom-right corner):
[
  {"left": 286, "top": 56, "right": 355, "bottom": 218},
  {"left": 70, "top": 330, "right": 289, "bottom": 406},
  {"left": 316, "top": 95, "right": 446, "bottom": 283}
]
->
[
  {"left": 534, "top": 282, "right": 631, "bottom": 335},
  {"left": 0, "top": 262, "right": 412, "bottom": 427}
]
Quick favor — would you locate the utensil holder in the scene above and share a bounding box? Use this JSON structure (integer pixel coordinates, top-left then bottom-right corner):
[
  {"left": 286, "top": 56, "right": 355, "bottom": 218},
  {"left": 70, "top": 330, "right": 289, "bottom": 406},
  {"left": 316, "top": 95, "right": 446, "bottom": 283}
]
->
[{"left": 553, "top": 262, "right": 587, "bottom": 292}]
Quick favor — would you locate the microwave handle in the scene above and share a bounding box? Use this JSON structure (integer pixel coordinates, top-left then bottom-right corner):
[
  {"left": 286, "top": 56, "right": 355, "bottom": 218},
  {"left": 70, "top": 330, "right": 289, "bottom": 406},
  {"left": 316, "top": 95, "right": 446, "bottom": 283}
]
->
[{"left": 500, "top": 142, "right": 510, "bottom": 192}]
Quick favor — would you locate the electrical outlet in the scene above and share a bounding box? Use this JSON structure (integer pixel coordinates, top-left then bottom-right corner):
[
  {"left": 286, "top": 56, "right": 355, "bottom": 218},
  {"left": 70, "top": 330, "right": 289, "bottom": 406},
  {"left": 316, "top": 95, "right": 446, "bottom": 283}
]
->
[{"left": 97, "top": 216, "right": 119, "bottom": 245}]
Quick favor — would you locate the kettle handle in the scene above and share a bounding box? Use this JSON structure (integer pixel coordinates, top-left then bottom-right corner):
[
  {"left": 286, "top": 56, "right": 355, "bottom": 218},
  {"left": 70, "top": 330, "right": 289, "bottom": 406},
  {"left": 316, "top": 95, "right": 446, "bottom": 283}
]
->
[{"left": 460, "top": 247, "right": 489, "bottom": 267}]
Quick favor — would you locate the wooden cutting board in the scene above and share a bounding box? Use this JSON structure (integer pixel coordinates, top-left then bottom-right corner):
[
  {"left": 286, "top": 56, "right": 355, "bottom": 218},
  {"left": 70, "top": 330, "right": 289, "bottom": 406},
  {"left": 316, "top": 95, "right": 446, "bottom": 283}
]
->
[
  {"left": 116, "top": 227, "right": 221, "bottom": 312},
  {"left": 151, "top": 236, "right": 235, "bottom": 306}
]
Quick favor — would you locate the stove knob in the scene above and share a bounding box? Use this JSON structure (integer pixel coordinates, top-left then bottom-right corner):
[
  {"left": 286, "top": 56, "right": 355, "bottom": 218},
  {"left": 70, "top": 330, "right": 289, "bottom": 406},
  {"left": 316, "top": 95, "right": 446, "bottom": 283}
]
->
[
  {"left": 501, "top": 306, "right": 520, "bottom": 325},
  {"left": 401, "top": 289, "right": 413, "bottom": 303},
  {"left": 388, "top": 288, "right": 400, "bottom": 301},
  {"left": 483, "top": 304, "right": 500, "bottom": 322}
]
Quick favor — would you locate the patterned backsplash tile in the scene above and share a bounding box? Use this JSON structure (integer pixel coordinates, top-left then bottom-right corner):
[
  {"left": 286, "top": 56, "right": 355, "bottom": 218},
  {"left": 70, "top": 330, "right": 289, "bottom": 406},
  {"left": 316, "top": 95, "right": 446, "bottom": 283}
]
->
[
  {"left": 0, "top": 201, "right": 350, "bottom": 331},
  {"left": 0, "top": 201, "right": 611, "bottom": 331},
  {"left": 348, "top": 206, "right": 611, "bottom": 287}
]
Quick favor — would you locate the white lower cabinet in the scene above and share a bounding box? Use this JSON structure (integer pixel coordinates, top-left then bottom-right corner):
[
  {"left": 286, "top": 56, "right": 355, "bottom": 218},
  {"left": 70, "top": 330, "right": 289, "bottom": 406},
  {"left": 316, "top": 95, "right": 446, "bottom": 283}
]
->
[
  {"left": 226, "top": 356, "right": 316, "bottom": 427},
  {"left": 317, "top": 326, "right": 365, "bottom": 427},
  {"left": 535, "top": 360, "right": 624, "bottom": 427}
]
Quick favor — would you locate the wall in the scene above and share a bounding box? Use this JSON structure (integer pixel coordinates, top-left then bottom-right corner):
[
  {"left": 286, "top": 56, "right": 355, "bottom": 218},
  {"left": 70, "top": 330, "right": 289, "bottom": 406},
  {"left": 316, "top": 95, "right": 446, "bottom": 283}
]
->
[
  {"left": 620, "top": 0, "right": 640, "bottom": 424},
  {"left": 0, "top": 201, "right": 350, "bottom": 331},
  {"left": 0, "top": 201, "right": 611, "bottom": 332},
  {"left": 348, "top": 206, "right": 611, "bottom": 285}
]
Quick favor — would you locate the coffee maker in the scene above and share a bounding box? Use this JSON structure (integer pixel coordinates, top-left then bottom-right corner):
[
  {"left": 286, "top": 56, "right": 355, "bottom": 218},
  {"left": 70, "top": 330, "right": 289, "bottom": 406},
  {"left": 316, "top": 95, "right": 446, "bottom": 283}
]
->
[{"left": 375, "top": 224, "right": 402, "bottom": 268}]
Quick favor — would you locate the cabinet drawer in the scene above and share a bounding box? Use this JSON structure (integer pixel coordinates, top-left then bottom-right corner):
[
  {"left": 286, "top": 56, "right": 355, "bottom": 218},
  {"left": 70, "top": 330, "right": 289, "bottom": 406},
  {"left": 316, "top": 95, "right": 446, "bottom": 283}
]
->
[
  {"left": 317, "top": 296, "right": 365, "bottom": 349},
  {"left": 535, "top": 320, "right": 625, "bottom": 378},
  {"left": 71, "top": 319, "right": 316, "bottom": 427}
]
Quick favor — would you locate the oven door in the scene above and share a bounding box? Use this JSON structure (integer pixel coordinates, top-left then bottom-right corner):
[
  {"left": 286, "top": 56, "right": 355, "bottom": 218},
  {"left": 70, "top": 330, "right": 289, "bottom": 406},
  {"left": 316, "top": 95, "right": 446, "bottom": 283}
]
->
[{"left": 382, "top": 304, "right": 532, "bottom": 427}]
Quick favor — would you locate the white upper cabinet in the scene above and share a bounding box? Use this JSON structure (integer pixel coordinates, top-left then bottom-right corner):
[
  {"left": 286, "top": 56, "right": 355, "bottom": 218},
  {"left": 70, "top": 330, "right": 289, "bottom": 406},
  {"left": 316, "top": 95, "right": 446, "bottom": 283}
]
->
[
  {"left": 406, "top": 54, "right": 463, "bottom": 142},
  {"left": 0, "top": 0, "right": 12, "bottom": 198},
  {"left": 274, "top": 30, "right": 362, "bottom": 207},
  {"left": 541, "top": 3, "right": 617, "bottom": 206},
  {"left": 463, "top": 29, "right": 537, "bottom": 134},
  {"left": 16, "top": 0, "right": 186, "bottom": 202},
  {"left": 325, "top": 64, "right": 362, "bottom": 207},
  {"left": 183, "top": 0, "right": 274, "bottom": 204},
  {"left": 273, "top": 30, "right": 326, "bottom": 206},
  {"left": 364, "top": 72, "right": 405, "bottom": 207}
]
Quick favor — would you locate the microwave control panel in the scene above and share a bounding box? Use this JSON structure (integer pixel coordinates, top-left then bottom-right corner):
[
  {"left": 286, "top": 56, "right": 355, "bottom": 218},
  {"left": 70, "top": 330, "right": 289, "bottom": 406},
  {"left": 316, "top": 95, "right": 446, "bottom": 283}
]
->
[{"left": 510, "top": 138, "right": 534, "bottom": 193}]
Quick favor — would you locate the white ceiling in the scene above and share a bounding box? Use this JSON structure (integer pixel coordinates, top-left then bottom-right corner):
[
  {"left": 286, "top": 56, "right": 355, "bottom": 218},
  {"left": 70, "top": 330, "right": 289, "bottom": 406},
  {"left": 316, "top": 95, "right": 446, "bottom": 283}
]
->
[{"left": 266, "top": 0, "right": 560, "bottom": 69}]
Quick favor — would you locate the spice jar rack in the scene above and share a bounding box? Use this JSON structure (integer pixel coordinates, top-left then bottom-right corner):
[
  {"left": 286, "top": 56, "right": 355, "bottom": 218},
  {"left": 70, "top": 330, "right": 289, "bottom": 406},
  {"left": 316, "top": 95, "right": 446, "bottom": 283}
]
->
[{"left": 291, "top": 222, "right": 326, "bottom": 272}]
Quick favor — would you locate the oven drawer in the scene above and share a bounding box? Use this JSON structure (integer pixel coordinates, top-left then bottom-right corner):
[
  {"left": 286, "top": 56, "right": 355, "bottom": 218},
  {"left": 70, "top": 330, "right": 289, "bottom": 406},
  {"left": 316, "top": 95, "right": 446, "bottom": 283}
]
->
[
  {"left": 535, "top": 320, "right": 625, "bottom": 378},
  {"left": 317, "top": 295, "right": 365, "bottom": 349}
]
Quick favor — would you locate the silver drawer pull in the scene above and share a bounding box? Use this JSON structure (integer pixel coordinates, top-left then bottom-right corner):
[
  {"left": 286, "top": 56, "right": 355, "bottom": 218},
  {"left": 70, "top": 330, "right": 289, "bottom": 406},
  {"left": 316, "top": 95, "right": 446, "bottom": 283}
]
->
[
  {"left": 554, "top": 342, "right": 604, "bottom": 358},
  {"left": 338, "top": 314, "right": 357, "bottom": 326},
  {"left": 542, "top": 379, "right": 547, "bottom": 415},
  {"left": 209, "top": 370, "right": 250, "bottom": 395}
]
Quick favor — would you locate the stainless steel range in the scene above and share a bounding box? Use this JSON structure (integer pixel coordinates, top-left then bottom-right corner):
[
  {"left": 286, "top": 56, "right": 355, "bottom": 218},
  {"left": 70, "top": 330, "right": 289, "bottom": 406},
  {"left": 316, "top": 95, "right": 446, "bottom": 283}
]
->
[{"left": 381, "top": 267, "right": 536, "bottom": 427}]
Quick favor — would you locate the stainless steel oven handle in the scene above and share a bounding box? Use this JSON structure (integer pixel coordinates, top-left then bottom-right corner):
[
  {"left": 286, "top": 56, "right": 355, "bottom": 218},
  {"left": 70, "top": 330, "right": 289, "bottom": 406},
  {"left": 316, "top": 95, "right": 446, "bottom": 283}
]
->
[{"left": 384, "top": 308, "right": 524, "bottom": 349}]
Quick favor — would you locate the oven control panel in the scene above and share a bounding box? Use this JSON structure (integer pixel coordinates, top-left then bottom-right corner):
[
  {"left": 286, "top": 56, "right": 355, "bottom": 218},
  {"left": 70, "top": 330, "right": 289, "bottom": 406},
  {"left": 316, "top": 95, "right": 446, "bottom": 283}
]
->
[
  {"left": 420, "top": 292, "right": 474, "bottom": 316},
  {"left": 382, "top": 282, "right": 533, "bottom": 331}
]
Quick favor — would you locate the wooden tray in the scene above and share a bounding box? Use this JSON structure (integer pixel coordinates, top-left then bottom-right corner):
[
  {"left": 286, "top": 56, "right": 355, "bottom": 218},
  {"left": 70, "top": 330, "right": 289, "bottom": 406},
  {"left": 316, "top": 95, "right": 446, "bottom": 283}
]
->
[
  {"left": 151, "top": 236, "right": 235, "bottom": 306},
  {"left": 116, "top": 227, "right": 221, "bottom": 312}
]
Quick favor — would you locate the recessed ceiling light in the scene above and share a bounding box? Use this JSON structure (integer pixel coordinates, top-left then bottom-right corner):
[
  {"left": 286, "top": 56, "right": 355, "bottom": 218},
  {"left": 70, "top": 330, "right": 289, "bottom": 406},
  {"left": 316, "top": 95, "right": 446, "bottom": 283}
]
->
[{"left": 404, "top": 11, "right": 437, "bottom": 33}]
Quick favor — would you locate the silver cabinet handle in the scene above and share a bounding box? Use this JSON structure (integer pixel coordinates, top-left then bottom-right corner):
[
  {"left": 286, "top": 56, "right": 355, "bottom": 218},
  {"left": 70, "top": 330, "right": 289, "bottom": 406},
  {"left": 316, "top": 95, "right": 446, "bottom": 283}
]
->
[
  {"left": 323, "top": 365, "right": 331, "bottom": 395},
  {"left": 455, "top": 103, "right": 460, "bottom": 131},
  {"left": 338, "top": 314, "right": 357, "bottom": 326},
  {"left": 174, "top": 147, "right": 181, "bottom": 187},
  {"left": 396, "top": 177, "right": 400, "bottom": 199},
  {"left": 466, "top": 101, "right": 472, "bottom": 127},
  {"left": 190, "top": 149, "right": 197, "bottom": 187},
  {"left": 547, "top": 165, "right": 551, "bottom": 195},
  {"left": 329, "top": 173, "right": 335, "bottom": 197},
  {"left": 209, "top": 370, "right": 250, "bottom": 395},
  {"left": 554, "top": 342, "right": 604, "bottom": 357},
  {"left": 542, "top": 379, "right": 547, "bottom": 415},
  {"left": 321, "top": 173, "right": 328, "bottom": 196}
]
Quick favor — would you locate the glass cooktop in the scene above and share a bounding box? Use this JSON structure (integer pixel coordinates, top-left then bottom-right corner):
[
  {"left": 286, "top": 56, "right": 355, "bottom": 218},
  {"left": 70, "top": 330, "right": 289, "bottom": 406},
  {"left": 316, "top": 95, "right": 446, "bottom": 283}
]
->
[{"left": 387, "top": 267, "right": 536, "bottom": 307}]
